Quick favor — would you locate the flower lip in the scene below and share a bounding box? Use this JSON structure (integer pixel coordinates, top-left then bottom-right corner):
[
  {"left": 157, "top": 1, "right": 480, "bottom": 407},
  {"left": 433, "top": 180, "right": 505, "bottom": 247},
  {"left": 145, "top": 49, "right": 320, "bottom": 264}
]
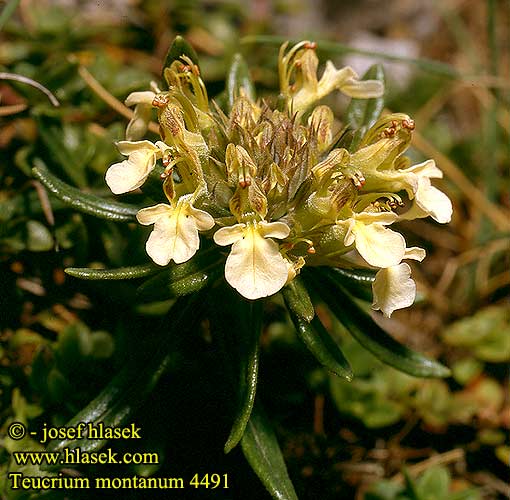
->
[
  {"left": 214, "top": 220, "right": 290, "bottom": 300},
  {"left": 105, "top": 140, "right": 161, "bottom": 195},
  {"left": 372, "top": 263, "right": 416, "bottom": 317},
  {"left": 137, "top": 197, "right": 214, "bottom": 266}
]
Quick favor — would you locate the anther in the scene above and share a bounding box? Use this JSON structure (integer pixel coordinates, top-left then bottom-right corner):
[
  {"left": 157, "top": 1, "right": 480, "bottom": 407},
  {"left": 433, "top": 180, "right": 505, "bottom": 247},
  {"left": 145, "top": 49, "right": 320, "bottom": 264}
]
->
[
  {"left": 305, "top": 42, "right": 317, "bottom": 50},
  {"left": 351, "top": 172, "right": 365, "bottom": 190},
  {"left": 307, "top": 246, "right": 316, "bottom": 254},
  {"left": 402, "top": 118, "right": 415, "bottom": 130},
  {"left": 152, "top": 95, "right": 169, "bottom": 108}
]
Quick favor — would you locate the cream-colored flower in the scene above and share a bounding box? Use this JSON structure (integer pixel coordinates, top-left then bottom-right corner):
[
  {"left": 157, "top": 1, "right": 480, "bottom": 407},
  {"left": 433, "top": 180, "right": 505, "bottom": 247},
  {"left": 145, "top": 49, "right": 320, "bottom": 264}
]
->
[
  {"left": 137, "top": 196, "right": 215, "bottom": 266},
  {"left": 213, "top": 220, "right": 290, "bottom": 300},
  {"left": 291, "top": 49, "right": 384, "bottom": 113},
  {"left": 400, "top": 161, "right": 452, "bottom": 223},
  {"left": 125, "top": 91, "right": 156, "bottom": 141},
  {"left": 371, "top": 246, "right": 425, "bottom": 317},
  {"left": 362, "top": 158, "right": 452, "bottom": 224},
  {"left": 372, "top": 263, "right": 416, "bottom": 317},
  {"left": 341, "top": 211, "right": 406, "bottom": 268},
  {"left": 105, "top": 140, "right": 165, "bottom": 195}
]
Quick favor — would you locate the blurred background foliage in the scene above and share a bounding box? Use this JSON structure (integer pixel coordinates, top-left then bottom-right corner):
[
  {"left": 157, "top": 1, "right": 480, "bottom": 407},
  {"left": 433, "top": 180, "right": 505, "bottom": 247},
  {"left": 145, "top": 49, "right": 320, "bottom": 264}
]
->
[{"left": 0, "top": 0, "right": 508, "bottom": 498}]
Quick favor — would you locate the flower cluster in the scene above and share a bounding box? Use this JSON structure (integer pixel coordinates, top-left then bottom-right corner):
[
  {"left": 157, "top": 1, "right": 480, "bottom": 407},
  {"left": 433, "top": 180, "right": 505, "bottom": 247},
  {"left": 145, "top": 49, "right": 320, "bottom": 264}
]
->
[{"left": 105, "top": 41, "right": 452, "bottom": 316}]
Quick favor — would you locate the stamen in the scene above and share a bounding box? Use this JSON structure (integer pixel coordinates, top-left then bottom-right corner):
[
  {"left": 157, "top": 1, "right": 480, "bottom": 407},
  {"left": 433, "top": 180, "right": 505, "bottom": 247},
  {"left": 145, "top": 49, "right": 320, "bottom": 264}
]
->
[
  {"left": 350, "top": 171, "right": 366, "bottom": 190},
  {"left": 402, "top": 118, "right": 415, "bottom": 130},
  {"left": 152, "top": 95, "right": 169, "bottom": 108}
]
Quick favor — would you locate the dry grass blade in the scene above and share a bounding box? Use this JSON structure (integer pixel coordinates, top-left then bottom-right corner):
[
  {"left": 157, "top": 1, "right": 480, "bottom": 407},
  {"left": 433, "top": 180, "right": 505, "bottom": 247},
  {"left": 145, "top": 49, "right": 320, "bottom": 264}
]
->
[
  {"left": 391, "top": 449, "right": 465, "bottom": 483},
  {"left": 0, "top": 103, "right": 27, "bottom": 116}
]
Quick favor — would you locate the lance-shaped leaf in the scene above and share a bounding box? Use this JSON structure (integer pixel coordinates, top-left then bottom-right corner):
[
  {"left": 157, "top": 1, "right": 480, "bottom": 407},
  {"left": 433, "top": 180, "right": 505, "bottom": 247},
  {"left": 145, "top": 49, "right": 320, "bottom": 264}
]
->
[
  {"left": 304, "top": 268, "right": 450, "bottom": 378},
  {"left": 226, "top": 53, "right": 256, "bottom": 110},
  {"left": 65, "top": 263, "right": 159, "bottom": 280},
  {"left": 241, "top": 402, "right": 298, "bottom": 500},
  {"left": 329, "top": 267, "right": 376, "bottom": 302},
  {"left": 162, "top": 35, "right": 200, "bottom": 82},
  {"left": 37, "top": 119, "right": 88, "bottom": 188},
  {"left": 281, "top": 277, "right": 315, "bottom": 323},
  {"left": 44, "top": 295, "right": 202, "bottom": 467},
  {"left": 32, "top": 165, "right": 139, "bottom": 222},
  {"left": 287, "top": 309, "right": 352, "bottom": 381},
  {"left": 346, "top": 64, "right": 385, "bottom": 151},
  {"left": 224, "top": 300, "right": 262, "bottom": 453},
  {"left": 137, "top": 247, "right": 223, "bottom": 301}
]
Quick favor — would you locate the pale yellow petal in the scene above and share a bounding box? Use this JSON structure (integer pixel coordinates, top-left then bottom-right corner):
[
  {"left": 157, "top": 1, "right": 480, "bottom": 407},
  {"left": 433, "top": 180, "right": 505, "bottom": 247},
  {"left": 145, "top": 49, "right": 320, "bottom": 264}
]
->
[
  {"left": 372, "top": 264, "right": 416, "bottom": 317},
  {"left": 126, "top": 104, "right": 153, "bottom": 141},
  {"left": 340, "top": 78, "right": 384, "bottom": 98},
  {"left": 116, "top": 140, "right": 158, "bottom": 155},
  {"left": 224, "top": 226, "right": 288, "bottom": 300},
  {"left": 105, "top": 148, "right": 156, "bottom": 194},
  {"left": 146, "top": 207, "right": 201, "bottom": 265},
  {"left": 257, "top": 221, "right": 290, "bottom": 239},
  {"left": 145, "top": 217, "right": 175, "bottom": 266},
  {"left": 187, "top": 204, "right": 215, "bottom": 231},
  {"left": 415, "top": 181, "right": 453, "bottom": 224},
  {"left": 125, "top": 91, "right": 156, "bottom": 107},
  {"left": 407, "top": 159, "right": 443, "bottom": 179},
  {"left": 136, "top": 204, "right": 172, "bottom": 225},
  {"left": 404, "top": 247, "right": 426, "bottom": 261},
  {"left": 342, "top": 219, "right": 356, "bottom": 247},
  {"left": 352, "top": 222, "right": 405, "bottom": 268},
  {"left": 355, "top": 211, "right": 398, "bottom": 225},
  {"left": 213, "top": 224, "right": 245, "bottom": 246}
]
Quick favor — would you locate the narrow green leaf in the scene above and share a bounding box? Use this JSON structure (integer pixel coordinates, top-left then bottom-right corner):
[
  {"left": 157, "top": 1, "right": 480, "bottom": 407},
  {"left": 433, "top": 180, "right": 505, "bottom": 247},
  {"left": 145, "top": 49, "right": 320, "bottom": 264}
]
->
[
  {"left": 226, "top": 53, "right": 256, "bottom": 110},
  {"left": 65, "top": 263, "right": 159, "bottom": 280},
  {"left": 281, "top": 277, "right": 315, "bottom": 323},
  {"left": 287, "top": 309, "right": 352, "bottom": 380},
  {"left": 346, "top": 64, "right": 385, "bottom": 151},
  {"left": 137, "top": 248, "right": 223, "bottom": 301},
  {"left": 32, "top": 165, "right": 138, "bottom": 222},
  {"left": 224, "top": 300, "right": 262, "bottom": 453},
  {"left": 329, "top": 267, "right": 376, "bottom": 302},
  {"left": 162, "top": 35, "right": 199, "bottom": 82},
  {"left": 305, "top": 268, "right": 451, "bottom": 378},
  {"left": 44, "top": 295, "right": 201, "bottom": 466},
  {"left": 37, "top": 121, "right": 87, "bottom": 187},
  {"left": 241, "top": 403, "right": 298, "bottom": 500},
  {"left": 403, "top": 468, "right": 421, "bottom": 500}
]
